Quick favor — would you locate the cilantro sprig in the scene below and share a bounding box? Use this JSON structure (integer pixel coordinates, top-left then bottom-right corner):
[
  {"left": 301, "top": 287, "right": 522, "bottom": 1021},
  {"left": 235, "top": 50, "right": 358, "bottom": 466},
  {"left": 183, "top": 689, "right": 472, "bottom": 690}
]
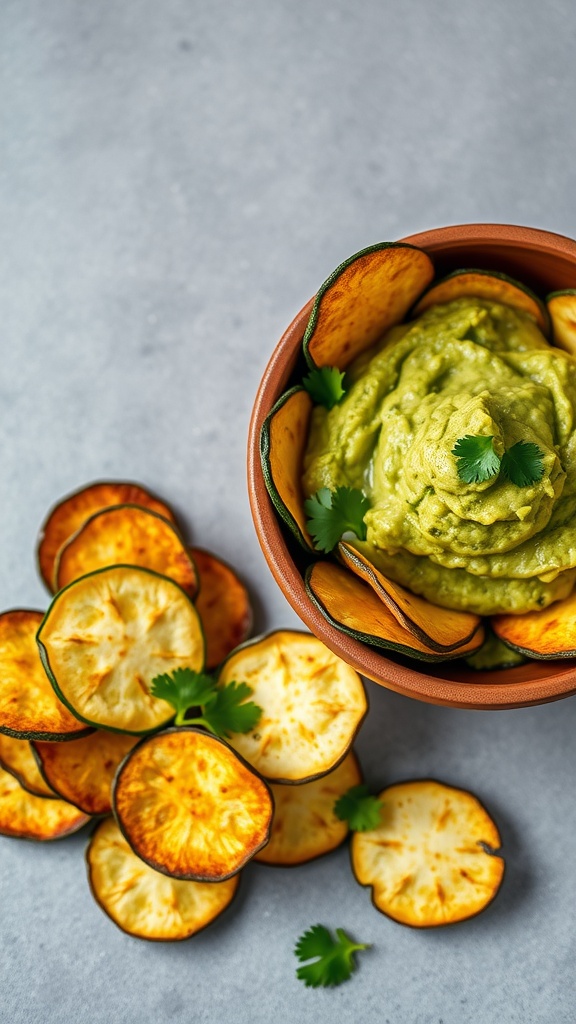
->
[
  {"left": 302, "top": 366, "right": 346, "bottom": 409},
  {"left": 451, "top": 434, "right": 545, "bottom": 488},
  {"left": 304, "top": 486, "right": 370, "bottom": 552},
  {"left": 150, "top": 667, "right": 262, "bottom": 738},
  {"left": 501, "top": 440, "right": 545, "bottom": 487},
  {"left": 333, "top": 784, "right": 384, "bottom": 832},
  {"left": 294, "top": 925, "right": 369, "bottom": 988}
]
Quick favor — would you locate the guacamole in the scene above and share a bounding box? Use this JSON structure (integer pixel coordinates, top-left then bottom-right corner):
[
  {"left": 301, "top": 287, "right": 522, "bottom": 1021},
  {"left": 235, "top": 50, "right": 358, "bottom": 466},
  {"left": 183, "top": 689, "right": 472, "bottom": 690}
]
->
[{"left": 302, "top": 297, "right": 576, "bottom": 615}]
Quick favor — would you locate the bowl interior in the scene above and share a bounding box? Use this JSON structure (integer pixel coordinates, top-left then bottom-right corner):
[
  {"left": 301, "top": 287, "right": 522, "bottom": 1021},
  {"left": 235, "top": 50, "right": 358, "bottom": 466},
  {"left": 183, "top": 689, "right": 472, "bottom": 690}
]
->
[{"left": 248, "top": 224, "right": 576, "bottom": 708}]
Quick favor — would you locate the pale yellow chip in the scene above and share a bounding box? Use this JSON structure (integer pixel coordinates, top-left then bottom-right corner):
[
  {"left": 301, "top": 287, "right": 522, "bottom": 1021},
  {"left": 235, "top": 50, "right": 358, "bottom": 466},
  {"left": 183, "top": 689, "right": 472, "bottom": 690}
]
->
[
  {"left": 37, "top": 566, "right": 205, "bottom": 734},
  {"left": 255, "top": 751, "right": 362, "bottom": 865},
  {"left": 218, "top": 631, "right": 367, "bottom": 783},
  {"left": 0, "top": 734, "right": 55, "bottom": 798},
  {"left": 0, "top": 764, "right": 90, "bottom": 840},
  {"left": 87, "top": 818, "right": 239, "bottom": 941},
  {"left": 351, "top": 780, "right": 504, "bottom": 928}
]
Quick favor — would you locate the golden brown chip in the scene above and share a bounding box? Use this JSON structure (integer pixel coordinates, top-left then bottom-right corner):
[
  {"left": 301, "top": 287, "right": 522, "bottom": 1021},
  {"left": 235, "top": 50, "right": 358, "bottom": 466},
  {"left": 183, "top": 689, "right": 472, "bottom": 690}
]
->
[
  {"left": 0, "top": 763, "right": 90, "bottom": 840},
  {"left": 260, "top": 388, "right": 314, "bottom": 550},
  {"left": 113, "top": 728, "right": 273, "bottom": 881},
  {"left": 87, "top": 818, "right": 239, "bottom": 940},
  {"left": 55, "top": 505, "right": 197, "bottom": 598},
  {"left": 218, "top": 630, "right": 367, "bottom": 783},
  {"left": 0, "top": 609, "right": 89, "bottom": 740},
  {"left": 33, "top": 731, "right": 138, "bottom": 815},
  {"left": 548, "top": 291, "right": 576, "bottom": 355},
  {"left": 190, "top": 548, "right": 253, "bottom": 669},
  {"left": 255, "top": 751, "right": 362, "bottom": 866},
  {"left": 37, "top": 481, "right": 176, "bottom": 592},
  {"left": 0, "top": 734, "right": 56, "bottom": 798},
  {"left": 492, "top": 591, "right": 576, "bottom": 659},
  {"left": 412, "top": 270, "right": 549, "bottom": 333},
  {"left": 37, "top": 566, "right": 205, "bottom": 734},
  {"left": 351, "top": 780, "right": 504, "bottom": 927}
]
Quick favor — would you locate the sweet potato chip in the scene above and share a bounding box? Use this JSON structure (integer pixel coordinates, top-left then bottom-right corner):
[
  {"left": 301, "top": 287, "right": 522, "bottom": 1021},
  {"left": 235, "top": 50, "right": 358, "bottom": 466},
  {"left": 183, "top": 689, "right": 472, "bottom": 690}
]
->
[
  {"left": 412, "top": 269, "right": 549, "bottom": 334},
  {"left": 303, "top": 243, "right": 434, "bottom": 369},
  {"left": 260, "top": 387, "right": 314, "bottom": 550},
  {"left": 0, "top": 763, "right": 90, "bottom": 840},
  {"left": 218, "top": 630, "right": 367, "bottom": 783},
  {"left": 37, "top": 481, "right": 176, "bottom": 592},
  {"left": 55, "top": 505, "right": 198, "bottom": 598},
  {"left": 492, "top": 591, "right": 576, "bottom": 659},
  {"left": 87, "top": 818, "right": 239, "bottom": 940},
  {"left": 113, "top": 728, "right": 273, "bottom": 881},
  {"left": 351, "top": 779, "right": 504, "bottom": 927},
  {"left": 0, "top": 734, "right": 55, "bottom": 798},
  {"left": 190, "top": 548, "right": 253, "bottom": 669},
  {"left": 37, "top": 566, "right": 205, "bottom": 734},
  {"left": 547, "top": 290, "right": 576, "bottom": 355},
  {"left": 33, "top": 731, "right": 138, "bottom": 815},
  {"left": 255, "top": 751, "right": 362, "bottom": 866}
]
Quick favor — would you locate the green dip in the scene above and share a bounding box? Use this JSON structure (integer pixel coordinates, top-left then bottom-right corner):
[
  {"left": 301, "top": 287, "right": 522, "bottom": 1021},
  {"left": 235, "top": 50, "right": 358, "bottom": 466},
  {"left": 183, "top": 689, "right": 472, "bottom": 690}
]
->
[{"left": 302, "top": 297, "right": 576, "bottom": 615}]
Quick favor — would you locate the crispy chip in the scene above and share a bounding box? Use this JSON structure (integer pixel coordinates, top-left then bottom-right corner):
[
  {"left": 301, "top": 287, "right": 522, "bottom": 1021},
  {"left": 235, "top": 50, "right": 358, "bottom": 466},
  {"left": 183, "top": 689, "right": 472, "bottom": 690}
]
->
[
  {"left": 0, "top": 763, "right": 90, "bottom": 840},
  {"left": 412, "top": 269, "right": 548, "bottom": 333},
  {"left": 0, "top": 734, "right": 55, "bottom": 798},
  {"left": 492, "top": 590, "right": 576, "bottom": 659},
  {"left": 33, "top": 731, "right": 138, "bottom": 815},
  {"left": 191, "top": 548, "right": 253, "bottom": 669},
  {"left": 260, "top": 388, "right": 314, "bottom": 550}
]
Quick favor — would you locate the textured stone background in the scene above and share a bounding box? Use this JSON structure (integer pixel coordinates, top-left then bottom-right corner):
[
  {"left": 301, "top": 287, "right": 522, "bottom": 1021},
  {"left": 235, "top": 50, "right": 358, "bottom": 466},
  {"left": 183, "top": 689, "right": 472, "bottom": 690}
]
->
[{"left": 1, "top": 1, "right": 576, "bottom": 1021}]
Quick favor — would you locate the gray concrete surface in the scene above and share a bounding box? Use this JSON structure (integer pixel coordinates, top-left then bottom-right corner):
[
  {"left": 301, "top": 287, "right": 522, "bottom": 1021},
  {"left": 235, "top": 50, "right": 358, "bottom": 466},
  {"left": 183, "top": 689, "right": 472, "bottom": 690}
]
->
[{"left": 1, "top": 1, "right": 576, "bottom": 1021}]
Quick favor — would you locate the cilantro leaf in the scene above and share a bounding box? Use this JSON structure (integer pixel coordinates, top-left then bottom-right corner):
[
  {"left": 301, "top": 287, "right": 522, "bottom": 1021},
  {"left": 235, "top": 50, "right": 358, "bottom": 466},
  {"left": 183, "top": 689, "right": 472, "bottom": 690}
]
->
[
  {"left": 334, "top": 784, "right": 383, "bottom": 831},
  {"left": 150, "top": 667, "right": 217, "bottom": 723},
  {"left": 500, "top": 440, "right": 545, "bottom": 487},
  {"left": 302, "top": 366, "right": 347, "bottom": 409},
  {"left": 201, "top": 681, "right": 262, "bottom": 739},
  {"left": 304, "top": 486, "right": 370, "bottom": 552},
  {"left": 295, "top": 925, "right": 369, "bottom": 988},
  {"left": 451, "top": 434, "right": 501, "bottom": 484}
]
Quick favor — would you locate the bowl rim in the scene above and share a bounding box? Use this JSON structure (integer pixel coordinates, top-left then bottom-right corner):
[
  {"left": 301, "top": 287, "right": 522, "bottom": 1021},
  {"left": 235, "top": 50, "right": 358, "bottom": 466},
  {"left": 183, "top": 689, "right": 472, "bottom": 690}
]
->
[{"left": 248, "top": 223, "right": 576, "bottom": 709}]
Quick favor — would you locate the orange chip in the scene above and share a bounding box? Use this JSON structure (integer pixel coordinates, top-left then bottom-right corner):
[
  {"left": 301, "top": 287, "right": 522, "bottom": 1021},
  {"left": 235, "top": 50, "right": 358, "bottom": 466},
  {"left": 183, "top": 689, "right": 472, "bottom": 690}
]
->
[
  {"left": 0, "top": 734, "right": 55, "bottom": 798},
  {"left": 0, "top": 763, "right": 90, "bottom": 840},
  {"left": 33, "top": 731, "right": 138, "bottom": 815},
  {"left": 191, "top": 548, "right": 252, "bottom": 669}
]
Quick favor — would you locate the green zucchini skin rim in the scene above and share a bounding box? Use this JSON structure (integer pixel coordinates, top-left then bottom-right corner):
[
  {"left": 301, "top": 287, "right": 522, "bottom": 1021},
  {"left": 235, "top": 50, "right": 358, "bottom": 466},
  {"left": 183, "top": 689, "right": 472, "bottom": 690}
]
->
[
  {"left": 302, "top": 241, "right": 434, "bottom": 370},
  {"left": 411, "top": 267, "right": 550, "bottom": 336},
  {"left": 216, "top": 627, "right": 369, "bottom": 786},
  {"left": 491, "top": 633, "right": 576, "bottom": 661},
  {"left": 259, "top": 386, "right": 315, "bottom": 553},
  {"left": 349, "top": 776, "right": 505, "bottom": 929},
  {"left": 111, "top": 726, "right": 274, "bottom": 883},
  {"left": 546, "top": 288, "right": 576, "bottom": 301},
  {"left": 36, "top": 564, "right": 206, "bottom": 737},
  {"left": 0, "top": 743, "right": 59, "bottom": 799}
]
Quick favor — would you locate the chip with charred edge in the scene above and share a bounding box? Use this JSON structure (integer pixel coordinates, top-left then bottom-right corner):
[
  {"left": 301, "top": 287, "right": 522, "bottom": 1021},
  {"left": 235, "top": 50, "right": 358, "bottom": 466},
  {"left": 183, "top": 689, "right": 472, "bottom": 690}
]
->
[
  {"left": 492, "top": 589, "right": 576, "bottom": 659},
  {"left": 0, "top": 734, "right": 56, "bottom": 798},
  {"left": 190, "top": 547, "right": 253, "bottom": 669},
  {"left": 260, "top": 388, "right": 315, "bottom": 552},
  {"left": 113, "top": 728, "right": 273, "bottom": 881},
  {"left": 217, "top": 630, "right": 367, "bottom": 784},
  {"left": 37, "top": 566, "right": 205, "bottom": 734},
  {"left": 37, "top": 480, "right": 176, "bottom": 592},
  {"left": 255, "top": 751, "right": 362, "bottom": 866},
  {"left": 54, "top": 505, "right": 198, "bottom": 599},
  {"left": 0, "top": 609, "right": 89, "bottom": 741},
  {"left": 87, "top": 818, "right": 240, "bottom": 941},
  {"left": 33, "top": 731, "right": 138, "bottom": 815},
  {"left": 351, "top": 779, "right": 504, "bottom": 928},
  {"left": 0, "top": 763, "right": 90, "bottom": 840}
]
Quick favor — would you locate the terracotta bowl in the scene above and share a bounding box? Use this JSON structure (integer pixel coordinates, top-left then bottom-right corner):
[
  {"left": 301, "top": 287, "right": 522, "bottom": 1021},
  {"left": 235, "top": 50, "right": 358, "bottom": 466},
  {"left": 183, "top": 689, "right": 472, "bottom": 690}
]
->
[{"left": 248, "top": 224, "right": 576, "bottom": 709}]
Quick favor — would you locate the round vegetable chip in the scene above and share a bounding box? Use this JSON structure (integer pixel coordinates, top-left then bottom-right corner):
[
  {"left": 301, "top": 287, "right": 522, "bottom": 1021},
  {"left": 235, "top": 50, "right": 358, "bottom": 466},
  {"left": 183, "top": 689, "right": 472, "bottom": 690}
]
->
[
  {"left": 255, "top": 751, "right": 362, "bottom": 866},
  {"left": 87, "top": 818, "right": 239, "bottom": 941},
  {"left": 113, "top": 728, "right": 273, "bottom": 881},
  {"left": 351, "top": 780, "right": 504, "bottom": 928},
  {"left": 0, "top": 734, "right": 55, "bottom": 798},
  {"left": 0, "top": 610, "right": 88, "bottom": 741},
  {"left": 0, "top": 763, "right": 90, "bottom": 840},
  {"left": 218, "top": 631, "right": 367, "bottom": 783},
  {"left": 37, "top": 566, "right": 205, "bottom": 734},
  {"left": 55, "top": 505, "right": 198, "bottom": 599},
  {"left": 37, "top": 480, "right": 176, "bottom": 592},
  {"left": 33, "top": 731, "right": 138, "bottom": 815},
  {"left": 190, "top": 548, "right": 253, "bottom": 669}
]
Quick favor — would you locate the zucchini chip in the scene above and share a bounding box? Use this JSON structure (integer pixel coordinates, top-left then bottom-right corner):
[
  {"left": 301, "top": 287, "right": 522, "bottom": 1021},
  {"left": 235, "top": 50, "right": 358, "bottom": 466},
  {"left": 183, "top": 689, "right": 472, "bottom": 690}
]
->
[
  {"left": 255, "top": 751, "right": 362, "bottom": 866},
  {"left": 55, "top": 505, "right": 198, "bottom": 599},
  {"left": 33, "top": 731, "right": 138, "bottom": 815},
  {"left": 0, "top": 734, "right": 55, "bottom": 798},
  {"left": 0, "top": 610, "right": 88, "bottom": 741},
  {"left": 87, "top": 818, "right": 239, "bottom": 941},
  {"left": 217, "top": 630, "right": 367, "bottom": 783},
  {"left": 37, "top": 566, "right": 205, "bottom": 734},
  {"left": 411, "top": 269, "right": 549, "bottom": 334},
  {"left": 190, "top": 547, "right": 253, "bottom": 669},
  {"left": 306, "top": 562, "right": 485, "bottom": 662},
  {"left": 339, "top": 542, "right": 482, "bottom": 653},
  {"left": 351, "top": 780, "right": 504, "bottom": 928},
  {"left": 492, "top": 591, "right": 576, "bottom": 659},
  {"left": 113, "top": 728, "right": 273, "bottom": 881},
  {"left": 547, "top": 290, "right": 576, "bottom": 355},
  {"left": 303, "top": 243, "right": 434, "bottom": 369},
  {"left": 0, "top": 763, "right": 90, "bottom": 840},
  {"left": 260, "top": 387, "right": 314, "bottom": 551},
  {"left": 37, "top": 480, "right": 176, "bottom": 592}
]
